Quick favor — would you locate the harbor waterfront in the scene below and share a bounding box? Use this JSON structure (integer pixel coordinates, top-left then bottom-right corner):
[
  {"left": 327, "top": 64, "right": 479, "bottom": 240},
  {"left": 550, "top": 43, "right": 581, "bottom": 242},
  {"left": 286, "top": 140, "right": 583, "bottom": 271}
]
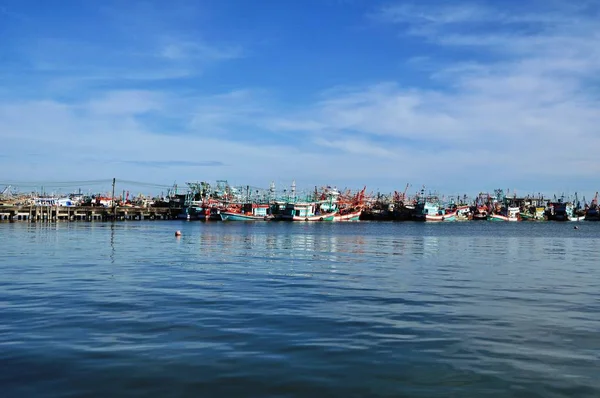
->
[
  {"left": 3, "top": 0, "right": 599, "bottom": 396},
  {"left": 1, "top": 182, "right": 599, "bottom": 223},
  {"left": 1, "top": 221, "right": 599, "bottom": 397}
]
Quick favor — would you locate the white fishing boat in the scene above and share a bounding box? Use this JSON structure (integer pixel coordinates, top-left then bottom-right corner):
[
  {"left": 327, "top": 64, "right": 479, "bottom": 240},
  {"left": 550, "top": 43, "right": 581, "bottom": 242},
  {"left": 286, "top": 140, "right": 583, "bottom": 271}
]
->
[
  {"left": 281, "top": 202, "right": 336, "bottom": 221},
  {"left": 489, "top": 206, "right": 520, "bottom": 222},
  {"left": 34, "top": 197, "right": 76, "bottom": 207}
]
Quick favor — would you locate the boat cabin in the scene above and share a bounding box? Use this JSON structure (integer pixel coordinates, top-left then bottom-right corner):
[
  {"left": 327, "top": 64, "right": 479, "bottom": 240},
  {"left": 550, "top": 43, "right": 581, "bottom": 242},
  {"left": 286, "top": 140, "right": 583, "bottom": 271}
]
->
[
  {"left": 283, "top": 203, "right": 317, "bottom": 218},
  {"left": 242, "top": 203, "right": 269, "bottom": 217}
]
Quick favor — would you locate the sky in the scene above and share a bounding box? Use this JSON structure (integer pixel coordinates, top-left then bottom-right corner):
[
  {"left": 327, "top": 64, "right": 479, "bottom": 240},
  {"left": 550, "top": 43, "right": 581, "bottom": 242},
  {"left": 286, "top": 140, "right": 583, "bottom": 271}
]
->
[{"left": 0, "top": 0, "right": 599, "bottom": 198}]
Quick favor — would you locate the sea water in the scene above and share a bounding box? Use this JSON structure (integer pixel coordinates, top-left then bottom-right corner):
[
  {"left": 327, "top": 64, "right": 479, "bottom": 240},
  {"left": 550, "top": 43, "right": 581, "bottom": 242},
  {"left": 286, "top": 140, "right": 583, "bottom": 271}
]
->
[{"left": 1, "top": 221, "right": 598, "bottom": 397}]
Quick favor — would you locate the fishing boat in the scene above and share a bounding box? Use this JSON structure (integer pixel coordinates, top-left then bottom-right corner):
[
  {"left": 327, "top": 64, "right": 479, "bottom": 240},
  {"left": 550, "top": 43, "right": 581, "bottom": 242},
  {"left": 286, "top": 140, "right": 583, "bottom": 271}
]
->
[
  {"left": 487, "top": 189, "right": 520, "bottom": 221},
  {"left": 534, "top": 206, "right": 546, "bottom": 220},
  {"left": 489, "top": 206, "right": 520, "bottom": 221},
  {"left": 177, "top": 201, "right": 208, "bottom": 220},
  {"left": 585, "top": 207, "right": 600, "bottom": 221},
  {"left": 390, "top": 185, "right": 413, "bottom": 221},
  {"left": 565, "top": 202, "right": 586, "bottom": 222},
  {"left": 471, "top": 193, "right": 492, "bottom": 220},
  {"left": 281, "top": 183, "right": 344, "bottom": 221},
  {"left": 472, "top": 205, "right": 489, "bottom": 220},
  {"left": 520, "top": 205, "right": 545, "bottom": 221},
  {"left": 269, "top": 201, "right": 288, "bottom": 221},
  {"left": 208, "top": 205, "right": 223, "bottom": 221},
  {"left": 425, "top": 209, "right": 457, "bottom": 222},
  {"left": 281, "top": 202, "right": 336, "bottom": 221},
  {"left": 220, "top": 203, "right": 272, "bottom": 221},
  {"left": 585, "top": 193, "right": 599, "bottom": 221},
  {"left": 455, "top": 205, "right": 471, "bottom": 221},
  {"left": 333, "top": 186, "right": 365, "bottom": 221},
  {"left": 546, "top": 199, "right": 571, "bottom": 221},
  {"left": 519, "top": 211, "right": 534, "bottom": 221},
  {"left": 414, "top": 199, "right": 457, "bottom": 222},
  {"left": 34, "top": 197, "right": 76, "bottom": 207}
]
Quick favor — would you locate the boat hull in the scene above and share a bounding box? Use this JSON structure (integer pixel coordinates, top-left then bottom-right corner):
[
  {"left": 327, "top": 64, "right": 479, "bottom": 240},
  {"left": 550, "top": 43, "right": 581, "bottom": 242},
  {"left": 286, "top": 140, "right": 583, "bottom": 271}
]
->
[
  {"left": 425, "top": 211, "right": 457, "bottom": 222},
  {"left": 220, "top": 212, "right": 271, "bottom": 221},
  {"left": 568, "top": 215, "right": 585, "bottom": 222},
  {"left": 489, "top": 214, "right": 519, "bottom": 222},
  {"left": 584, "top": 208, "right": 599, "bottom": 221},
  {"left": 284, "top": 212, "right": 336, "bottom": 221},
  {"left": 178, "top": 208, "right": 207, "bottom": 221},
  {"left": 333, "top": 210, "right": 362, "bottom": 222}
]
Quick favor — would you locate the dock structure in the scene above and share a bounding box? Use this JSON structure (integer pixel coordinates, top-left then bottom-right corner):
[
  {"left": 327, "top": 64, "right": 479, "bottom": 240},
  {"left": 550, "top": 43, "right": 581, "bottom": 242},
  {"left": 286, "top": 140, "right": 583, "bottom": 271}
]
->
[{"left": 0, "top": 206, "right": 181, "bottom": 222}]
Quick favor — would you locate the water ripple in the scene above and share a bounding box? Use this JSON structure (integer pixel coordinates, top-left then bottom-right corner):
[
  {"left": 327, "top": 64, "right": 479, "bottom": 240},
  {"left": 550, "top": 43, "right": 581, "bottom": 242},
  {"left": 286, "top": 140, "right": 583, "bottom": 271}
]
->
[{"left": 1, "top": 221, "right": 599, "bottom": 397}]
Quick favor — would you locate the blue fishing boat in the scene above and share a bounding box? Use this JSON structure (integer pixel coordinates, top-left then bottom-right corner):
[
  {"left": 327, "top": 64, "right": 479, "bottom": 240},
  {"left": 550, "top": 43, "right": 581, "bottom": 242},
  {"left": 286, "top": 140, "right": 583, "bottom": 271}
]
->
[
  {"left": 424, "top": 204, "right": 457, "bottom": 222},
  {"left": 413, "top": 194, "right": 456, "bottom": 222},
  {"left": 280, "top": 184, "right": 341, "bottom": 221},
  {"left": 220, "top": 203, "right": 272, "bottom": 221}
]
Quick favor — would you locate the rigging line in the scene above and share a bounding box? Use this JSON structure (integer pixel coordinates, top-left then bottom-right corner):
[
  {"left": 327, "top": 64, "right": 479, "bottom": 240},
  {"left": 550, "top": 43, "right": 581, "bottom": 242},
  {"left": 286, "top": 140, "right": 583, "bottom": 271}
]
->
[
  {"left": 0, "top": 185, "right": 114, "bottom": 191},
  {"left": 0, "top": 180, "right": 112, "bottom": 185},
  {"left": 117, "top": 180, "right": 173, "bottom": 188}
]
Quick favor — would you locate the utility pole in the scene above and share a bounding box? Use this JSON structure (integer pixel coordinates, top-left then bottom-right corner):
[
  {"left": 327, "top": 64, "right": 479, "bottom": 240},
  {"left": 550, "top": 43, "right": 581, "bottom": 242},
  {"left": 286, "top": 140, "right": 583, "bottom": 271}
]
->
[{"left": 112, "top": 178, "right": 116, "bottom": 219}]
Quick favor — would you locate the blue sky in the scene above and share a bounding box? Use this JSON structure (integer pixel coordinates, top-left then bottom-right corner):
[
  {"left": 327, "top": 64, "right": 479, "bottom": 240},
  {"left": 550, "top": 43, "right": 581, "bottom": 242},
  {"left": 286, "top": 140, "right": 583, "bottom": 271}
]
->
[{"left": 1, "top": 0, "right": 599, "bottom": 198}]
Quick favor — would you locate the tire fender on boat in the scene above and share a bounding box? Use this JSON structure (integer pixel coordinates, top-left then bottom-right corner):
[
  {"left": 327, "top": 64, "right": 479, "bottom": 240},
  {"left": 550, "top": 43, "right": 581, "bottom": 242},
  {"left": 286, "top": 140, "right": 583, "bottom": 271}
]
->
[
  {"left": 305, "top": 217, "right": 309, "bottom": 221},
  {"left": 264, "top": 216, "right": 268, "bottom": 221},
  {"left": 319, "top": 217, "right": 324, "bottom": 221}
]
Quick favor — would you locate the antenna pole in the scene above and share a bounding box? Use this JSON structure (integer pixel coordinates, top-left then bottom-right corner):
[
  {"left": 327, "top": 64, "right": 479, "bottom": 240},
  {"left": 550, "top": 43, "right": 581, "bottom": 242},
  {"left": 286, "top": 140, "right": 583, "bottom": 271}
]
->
[{"left": 112, "top": 178, "right": 116, "bottom": 219}]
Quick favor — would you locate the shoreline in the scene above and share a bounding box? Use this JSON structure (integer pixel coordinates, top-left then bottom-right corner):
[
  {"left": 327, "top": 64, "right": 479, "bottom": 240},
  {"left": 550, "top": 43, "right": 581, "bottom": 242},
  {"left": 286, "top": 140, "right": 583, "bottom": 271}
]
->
[{"left": 0, "top": 205, "right": 597, "bottom": 223}]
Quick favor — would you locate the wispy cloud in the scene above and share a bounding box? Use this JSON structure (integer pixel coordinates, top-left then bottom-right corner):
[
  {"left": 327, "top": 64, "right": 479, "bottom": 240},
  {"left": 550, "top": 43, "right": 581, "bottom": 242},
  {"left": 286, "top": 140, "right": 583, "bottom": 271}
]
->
[
  {"left": 2, "top": 0, "right": 599, "bottom": 195},
  {"left": 375, "top": 2, "right": 600, "bottom": 62},
  {"left": 254, "top": 1, "right": 600, "bottom": 192},
  {"left": 313, "top": 137, "right": 396, "bottom": 158},
  {"left": 122, "top": 160, "right": 224, "bottom": 168},
  {"left": 2, "top": 2, "right": 245, "bottom": 97},
  {"left": 160, "top": 40, "right": 243, "bottom": 61},
  {"left": 86, "top": 91, "right": 165, "bottom": 116},
  {"left": 375, "top": 3, "right": 494, "bottom": 25}
]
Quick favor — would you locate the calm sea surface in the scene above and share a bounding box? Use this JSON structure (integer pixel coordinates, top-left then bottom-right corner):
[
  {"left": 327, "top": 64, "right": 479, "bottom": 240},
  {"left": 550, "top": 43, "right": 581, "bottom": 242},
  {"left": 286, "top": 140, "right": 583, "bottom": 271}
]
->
[{"left": 1, "top": 221, "right": 599, "bottom": 397}]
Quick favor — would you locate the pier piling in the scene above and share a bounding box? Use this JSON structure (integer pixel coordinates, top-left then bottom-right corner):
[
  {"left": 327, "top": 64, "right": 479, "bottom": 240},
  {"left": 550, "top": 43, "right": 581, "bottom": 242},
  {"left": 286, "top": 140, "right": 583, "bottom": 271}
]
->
[{"left": 0, "top": 206, "right": 181, "bottom": 222}]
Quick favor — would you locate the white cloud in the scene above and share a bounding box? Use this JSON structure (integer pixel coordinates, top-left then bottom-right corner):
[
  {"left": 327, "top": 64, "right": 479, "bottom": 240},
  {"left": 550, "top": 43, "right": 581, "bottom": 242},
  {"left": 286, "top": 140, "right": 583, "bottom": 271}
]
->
[
  {"left": 2, "top": 1, "right": 600, "bottom": 196},
  {"left": 376, "top": 3, "right": 494, "bottom": 25},
  {"left": 312, "top": 137, "right": 396, "bottom": 158},
  {"left": 86, "top": 91, "right": 164, "bottom": 115},
  {"left": 251, "top": 2, "right": 600, "bottom": 193},
  {"left": 160, "top": 40, "right": 243, "bottom": 61}
]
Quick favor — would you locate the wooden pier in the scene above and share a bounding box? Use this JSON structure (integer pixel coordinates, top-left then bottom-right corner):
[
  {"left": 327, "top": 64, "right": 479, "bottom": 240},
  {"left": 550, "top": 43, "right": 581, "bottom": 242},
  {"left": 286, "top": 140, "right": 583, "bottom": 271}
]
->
[{"left": 0, "top": 206, "right": 181, "bottom": 222}]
